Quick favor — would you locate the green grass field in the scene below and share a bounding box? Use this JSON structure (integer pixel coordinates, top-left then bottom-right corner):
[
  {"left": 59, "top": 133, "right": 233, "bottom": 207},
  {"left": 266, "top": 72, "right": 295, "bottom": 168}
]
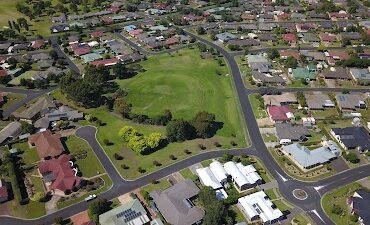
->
[
  {"left": 322, "top": 182, "right": 363, "bottom": 225},
  {"left": 52, "top": 48, "right": 247, "bottom": 179},
  {"left": 1, "top": 93, "right": 25, "bottom": 110},
  {"left": 9, "top": 71, "right": 36, "bottom": 85},
  {"left": 64, "top": 135, "right": 105, "bottom": 178}
]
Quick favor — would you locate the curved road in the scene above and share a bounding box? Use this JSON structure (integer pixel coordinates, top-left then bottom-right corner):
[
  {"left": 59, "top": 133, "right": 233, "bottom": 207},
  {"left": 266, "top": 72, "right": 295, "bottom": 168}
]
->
[{"left": 2, "top": 32, "right": 370, "bottom": 225}]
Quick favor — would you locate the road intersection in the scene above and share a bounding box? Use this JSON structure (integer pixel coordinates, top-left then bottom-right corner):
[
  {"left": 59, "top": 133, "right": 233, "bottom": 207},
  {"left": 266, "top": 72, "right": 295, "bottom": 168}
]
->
[{"left": 1, "top": 33, "right": 370, "bottom": 225}]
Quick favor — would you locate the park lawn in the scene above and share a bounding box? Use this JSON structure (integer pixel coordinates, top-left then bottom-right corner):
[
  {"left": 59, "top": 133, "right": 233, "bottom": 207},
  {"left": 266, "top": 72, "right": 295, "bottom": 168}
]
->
[
  {"left": 64, "top": 135, "right": 105, "bottom": 178},
  {"left": 13, "top": 141, "right": 40, "bottom": 165},
  {"left": 249, "top": 94, "right": 267, "bottom": 119},
  {"left": 57, "top": 174, "right": 112, "bottom": 209},
  {"left": 291, "top": 213, "right": 313, "bottom": 225},
  {"left": 9, "top": 199, "right": 46, "bottom": 218},
  {"left": 322, "top": 182, "right": 363, "bottom": 225},
  {"left": 9, "top": 71, "right": 36, "bottom": 85},
  {"left": 180, "top": 168, "right": 195, "bottom": 180},
  {"left": 1, "top": 93, "right": 25, "bottom": 110},
  {"left": 141, "top": 179, "right": 171, "bottom": 193},
  {"left": 116, "top": 48, "right": 245, "bottom": 141},
  {"left": 52, "top": 48, "right": 247, "bottom": 179}
]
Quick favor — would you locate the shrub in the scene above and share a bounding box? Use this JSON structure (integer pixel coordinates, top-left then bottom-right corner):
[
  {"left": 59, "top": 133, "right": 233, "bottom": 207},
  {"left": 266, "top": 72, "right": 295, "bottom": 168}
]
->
[
  {"left": 151, "top": 179, "right": 158, "bottom": 184},
  {"left": 153, "top": 160, "right": 161, "bottom": 167},
  {"left": 114, "top": 153, "right": 124, "bottom": 160},
  {"left": 230, "top": 141, "right": 237, "bottom": 146},
  {"left": 331, "top": 204, "right": 343, "bottom": 215},
  {"left": 137, "top": 167, "right": 145, "bottom": 173},
  {"left": 343, "top": 152, "right": 360, "bottom": 164},
  {"left": 121, "top": 164, "right": 129, "bottom": 169},
  {"left": 184, "top": 149, "right": 191, "bottom": 154},
  {"left": 169, "top": 155, "right": 177, "bottom": 160},
  {"left": 213, "top": 142, "right": 221, "bottom": 147},
  {"left": 198, "top": 144, "right": 206, "bottom": 150},
  {"left": 103, "top": 139, "right": 113, "bottom": 146}
]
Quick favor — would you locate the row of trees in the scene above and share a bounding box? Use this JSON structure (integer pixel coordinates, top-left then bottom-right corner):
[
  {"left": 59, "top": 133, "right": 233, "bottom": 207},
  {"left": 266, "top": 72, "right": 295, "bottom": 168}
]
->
[{"left": 118, "top": 126, "right": 162, "bottom": 154}]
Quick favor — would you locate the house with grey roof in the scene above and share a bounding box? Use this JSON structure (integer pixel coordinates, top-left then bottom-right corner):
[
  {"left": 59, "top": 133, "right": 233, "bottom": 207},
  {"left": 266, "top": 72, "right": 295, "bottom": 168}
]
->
[
  {"left": 331, "top": 126, "right": 370, "bottom": 152},
  {"left": 275, "top": 123, "right": 310, "bottom": 141},
  {"left": 99, "top": 198, "right": 150, "bottom": 225},
  {"left": 304, "top": 92, "right": 335, "bottom": 110},
  {"left": 150, "top": 179, "right": 204, "bottom": 225},
  {"left": 216, "top": 32, "right": 236, "bottom": 43},
  {"left": 251, "top": 71, "right": 285, "bottom": 85},
  {"left": 34, "top": 105, "right": 83, "bottom": 129},
  {"left": 12, "top": 96, "right": 56, "bottom": 122},
  {"left": 282, "top": 143, "right": 336, "bottom": 170},
  {"left": 0, "top": 121, "right": 21, "bottom": 145},
  {"left": 350, "top": 68, "right": 370, "bottom": 81},
  {"left": 335, "top": 94, "right": 367, "bottom": 111}
]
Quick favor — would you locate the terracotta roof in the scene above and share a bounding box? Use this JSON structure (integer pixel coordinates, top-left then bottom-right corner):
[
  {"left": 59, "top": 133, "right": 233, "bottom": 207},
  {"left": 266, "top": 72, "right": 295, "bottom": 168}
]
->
[
  {"left": 280, "top": 50, "right": 300, "bottom": 60},
  {"left": 282, "top": 33, "right": 297, "bottom": 43},
  {"left": 90, "top": 31, "right": 104, "bottom": 38},
  {"left": 0, "top": 70, "right": 7, "bottom": 77},
  {"left": 327, "top": 50, "right": 350, "bottom": 60},
  {"left": 90, "top": 58, "right": 119, "bottom": 67},
  {"left": 268, "top": 105, "right": 292, "bottom": 121},
  {"left": 28, "top": 130, "right": 64, "bottom": 158},
  {"left": 319, "top": 33, "right": 337, "bottom": 42},
  {"left": 74, "top": 46, "right": 91, "bottom": 56},
  {"left": 38, "top": 154, "right": 81, "bottom": 192},
  {"left": 31, "top": 39, "right": 45, "bottom": 49}
]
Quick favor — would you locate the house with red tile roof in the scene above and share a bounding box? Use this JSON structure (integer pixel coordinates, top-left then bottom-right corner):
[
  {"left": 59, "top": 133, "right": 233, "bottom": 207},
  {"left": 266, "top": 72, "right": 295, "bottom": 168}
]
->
[
  {"left": 282, "top": 33, "right": 297, "bottom": 44},
  {"left": 296, "top": 23, "right": 316, "bottom": 32},
  {"left": 328, "top": 11, "right": 349, "bottom": 21},
  {"left": 31, "top": 39, "right": 45, "bottom": 49},
  {"left": 0, "top": 179, "right": 8, "bottom": 203},
  {"left": 267, "top": 105, "right": 294, "bottom": 122},
  {"left": 128, "top": 29, "right": 144, "bottom": 37},
  {"left": 275, "top": 12, "right": 291, "bottom": 21},
  {"left": 319, "top": 33, "right": 337, "bottom": 43},
  {"left": 241, "top": 14, "right": 255, "bottom": 20},
  {"left": 74, "top": 46, "right": 91, "bottom": 56},
  {"left": 280, "top": 50, "right": 300, "bottom": 60},
  {"left": 28, "top": 130, "right": 64, "bottom": 159},
  {"left": 325, "top": 50, "right": 350, "bottom": 65},
  {"left": 165, "top": 37, "right": 179, "bottom": 46},
  {"left": 38, "top": 154, "right": 82, "bottom": 193},
  {"left": 90, "top": 58, "right": 120, "bottom": 67},
  {"left": 0, "top": 70, "right": 7, "bottom": 77},
  {"left": 108, "top": 5, "right": 120, "bottom": 14},
  {"left": 90, "top": 31, "right": 104, "bottom": 38}
]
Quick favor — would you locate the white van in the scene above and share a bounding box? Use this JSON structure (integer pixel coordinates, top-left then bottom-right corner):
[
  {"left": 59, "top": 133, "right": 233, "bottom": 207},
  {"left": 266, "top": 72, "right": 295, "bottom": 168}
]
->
[{"left": 280, "top": 139, "right": 292, "bottom": 145}]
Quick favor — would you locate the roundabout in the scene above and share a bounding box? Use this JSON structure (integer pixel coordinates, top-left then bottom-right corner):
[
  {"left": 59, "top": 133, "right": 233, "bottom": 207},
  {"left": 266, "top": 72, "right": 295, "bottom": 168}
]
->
[{"left": 292, "top": 189, "right": 308, "bottom": 200}]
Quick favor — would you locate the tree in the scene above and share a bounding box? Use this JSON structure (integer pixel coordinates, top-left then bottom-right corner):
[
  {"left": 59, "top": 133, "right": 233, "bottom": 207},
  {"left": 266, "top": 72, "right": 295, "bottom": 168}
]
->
[
  {"left": 284, "top": 56, "right": 298, "bottom": 68},
  {"left": 267, "top": 48, "right": 279, "bottom": 59},
  {"left": 343, "top": 152, "right": 360, "bottom": 164},
  {"left": 146, "top": 133, "right": 162, "bottom": 149},
  {"left": 49, "top": 49, "right": 59, "bottom": 60},
  {"left": 198, "top": 187, "right": 224, "bottom": 225},
  {"left": 196, "top": 26, "right": 206, "bottom": 35},
  {"left": 21, "top": 122, "right": 35, "bottom": 134},
  {"left": 191, "top": 111, "right": 217, "bottom": 138},
  {"left": 88, "top": 199, "right": 111, "bottom": 222},
  {"left": 331, "top": 204, "right": 343, "bottom": 215},
  {"left": 113, "top": 98, "right": 132, "bottom": 118},
  {"left": 112, "top": 63, "right": 130, "bottom": 79},
  {"left": 166, "top": 119, "right": 196, "bottom": 142},
  {"left": 118, "top": 126, "right": 139, "bottom": 142}
]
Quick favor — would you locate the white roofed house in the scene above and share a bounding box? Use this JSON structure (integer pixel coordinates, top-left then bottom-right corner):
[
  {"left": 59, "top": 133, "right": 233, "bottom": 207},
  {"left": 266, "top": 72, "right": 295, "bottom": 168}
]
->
[
  {"left": 209, "top": 160, "right": 228, "bottom": 184},
  {"left": 196, "top": 167, "right": 222, "bottom": 190},
  {"left": 224, "top": 161, "right": 262, "bottom": 191},
  {"left": 238, "top": 191, "right": 283, "bottom": 224}
]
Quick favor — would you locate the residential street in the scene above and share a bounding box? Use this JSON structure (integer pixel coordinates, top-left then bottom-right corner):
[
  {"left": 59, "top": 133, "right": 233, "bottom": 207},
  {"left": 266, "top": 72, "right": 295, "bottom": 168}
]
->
[{"left": 1, "top": 32, "right": 370, "bottom": 225}]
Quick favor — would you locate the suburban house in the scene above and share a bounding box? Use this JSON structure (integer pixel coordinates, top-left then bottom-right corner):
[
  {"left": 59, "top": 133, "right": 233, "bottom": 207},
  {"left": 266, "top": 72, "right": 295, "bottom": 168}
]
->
[
  {"left": 275, "top": 123, "right": 310, "bottom": 141},
  {"left": 282, "top": 143, "right": 336, "bottom": 170},
  {"left": 331, "top": 127, "right": 370, "bottom": 151},
  {"left": 335, "top": 94, "right": 367, "bottom": 111},
  {"left": 348, "top": 189, "right": 370, "bottom": 225},
  {"left": 224, "top": 161, "right": 262, "bottom": 191},
  {"left": 0, "top": 179, "right": 8, "bottom": 203},
  {"left": 267, "top": 105, "right": 294, "bottom": 122},
  {"left": 251, "top": 71, "right": 285, "bottom": 85},
  {"left": 262, "top": 93, "right": 297, "bottom": 106},
  {"left": 322, "top": 67, "right": 351, "bottom": 80},
  {"left": 99, "top": 198, "right": 150, "bottom": 225},
  {"left": 325, "top": 50, "right": 350, "bottom": 65},
  {"left": 38, "top": 154, "right": 81, "bottom": 193},
  {"left": 12, "top": 96, "right": 56, "bottom": 122},
  {"left": 150, "top": 180, "right": 204, "bottom": 225},
  {"left": 0, "top": 121, "right": 21, "bottom": 145},
  {"left": 282, "top": 33, "right": 297, "bottom": 45},
  {"left": 196, "top": 167, "right": 223, "bottom": 190},
  {"left": 350, "top": 68, "right": 370, "bottom": 81},
  {"left": 289, "top": 67, "right": 316, "bottom": 80},
  {"left": 238, "top": 191, "right": 283, "bottom": 224},
  {"left": 34, "top": 105, "right": 84, "bottom": 129},
  {"left": 216, "top": 32, "right": 237, "bottom": 43},
  {"left": 28, "top": 130, "right": 65, "bottom": 159},
  {"left": 319, "top": 33, "right": 337, "bottom": 44},
  {"left": 304, "top": 92, "right": 335, "bottom": 110},
  {"left": 280, "top": 50, "right": 300, "bottom": 60}
]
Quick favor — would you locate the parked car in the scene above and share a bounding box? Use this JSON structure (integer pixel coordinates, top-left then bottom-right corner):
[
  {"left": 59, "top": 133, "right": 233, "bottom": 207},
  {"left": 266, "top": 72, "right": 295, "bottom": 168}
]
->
[{"left": 85, "top": 194, "right": 97, "bottom": 201}]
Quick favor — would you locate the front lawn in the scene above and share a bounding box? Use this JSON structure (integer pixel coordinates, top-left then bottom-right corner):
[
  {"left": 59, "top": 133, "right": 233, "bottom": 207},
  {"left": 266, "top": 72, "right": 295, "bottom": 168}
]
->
[
  {"left": 1, "top": 93, "right": 25, "bottom": 110},
  {"left": 322, "top": 182, "right": 363, "bottom": 225},
  {"left": 249, "top": 94, "right": 267, "bottom": 119},
  {"left": 13, "top": 141, "right": 40, "bottom": 165},
  {"left": 64, "top": 135, "right": 105, "bottom": 178},
  {"left": 141, "top": 179, "right": 171, "bottom": 193},
  {"left": 52, "top": 47, "right": 247, "bottom": 179}
]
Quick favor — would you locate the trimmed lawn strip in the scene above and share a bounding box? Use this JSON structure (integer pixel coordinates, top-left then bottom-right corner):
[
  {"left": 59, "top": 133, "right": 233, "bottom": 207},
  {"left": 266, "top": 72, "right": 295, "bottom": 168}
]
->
[
  {"left": 9, "top": 199, "right": 46, "bottom": 219},
  {"left": 57, "top": 174, "right": 112, "bottom": 209},
  {"left": 249, "top": 94, "right": 267, "bottom": 119},
  {"left": 64, "top": 135, "right": 105, "bottom": 178},
  {"left": 322, "top": 182, "right": 363, "bottom": 225},
  {"left": 141, "top": 179, "right": 171, "bottom": 193},
  {"left": 271, "top": 199, "right": 292, "bottom": 212},
  {"left": 201, "top": 159, "right": 213, "bottom": 167},
  {"left": 291, "top": 213, "right": 313, "bottom": 225},
  {"left": 264, "top": 188, "right": 278, "bottom": 200},
  {"left": 179, "top": 168, "right": 196, "bottom": 180}
]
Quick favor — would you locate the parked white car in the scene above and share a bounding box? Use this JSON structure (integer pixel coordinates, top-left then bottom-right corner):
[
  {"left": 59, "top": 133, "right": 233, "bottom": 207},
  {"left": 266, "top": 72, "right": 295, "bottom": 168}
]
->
[{"left": 85, "top": 194, "right": 97, "bottom": 202}]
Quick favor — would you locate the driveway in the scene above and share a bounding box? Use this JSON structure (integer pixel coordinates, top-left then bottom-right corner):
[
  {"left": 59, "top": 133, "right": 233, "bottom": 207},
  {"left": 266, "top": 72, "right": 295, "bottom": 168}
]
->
[{"left": 329, "top": 157, "right": 349, "bottom": 173}]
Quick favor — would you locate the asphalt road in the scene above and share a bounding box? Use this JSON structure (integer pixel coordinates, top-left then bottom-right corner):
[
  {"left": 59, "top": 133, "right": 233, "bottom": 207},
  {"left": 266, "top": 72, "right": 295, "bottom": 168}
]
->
[
  {"left": 2, "top": 33, "right": 370, "bottom": 225},
  {"left": 50, "top": 37, "right": 80, "bottom": 74}
]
